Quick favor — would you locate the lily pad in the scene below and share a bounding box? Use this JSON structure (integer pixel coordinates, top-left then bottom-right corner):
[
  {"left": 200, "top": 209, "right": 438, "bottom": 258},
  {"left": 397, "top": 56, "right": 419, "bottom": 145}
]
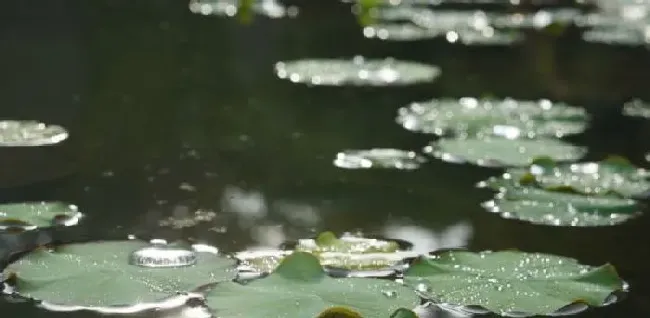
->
[
  {"left": 582, "top": 25, "right": 648, "bottom": 46},
  {"left": 333, "top": 149, "right": 427, "bottom": 170},
  {"left": 479, "top": 157, "right": 650, "bottom": 198},
  {"left": 274, "top": 56, "right": 441, "bottom": 86},
  {"left": 5, "top": 240, "right": 236, "bottom": 312},
  {"left": 444, "top": 28, "right": 524, "bottom": 46},
  {"left": 482, "top": 186, "right": 640, "bottom": 226},
  {"left": 491, "top": 9, "right": 580, "bottom": 29},
  {"left": 0, "top": 202, "right": 83, "bottom": 232},
  {"left": 207, "top": 252, "right": 420, "bottom": 317},
  {"left": 0, "top": 120, "right": 68, "bottom": 147},
  {"left": 404, "top": 250, "right": 626, "bottom": 316},
  {"left": 622, "top": 99, "right": 650, "bottom": 118},
  {"left": 189, "top": 0, "right": 289, "bottom": 18},
  {"left": 396, "top": 97, "right": 587, "bottom": 138},
  {"left": 236, "top": 232, "right": 416, "bottom": 277},
  {"left": 424, "top": 137, "right": 586, "bottom": 167},
  {"left": 362, "top": 23, "right": 441, "bottom": 41}
]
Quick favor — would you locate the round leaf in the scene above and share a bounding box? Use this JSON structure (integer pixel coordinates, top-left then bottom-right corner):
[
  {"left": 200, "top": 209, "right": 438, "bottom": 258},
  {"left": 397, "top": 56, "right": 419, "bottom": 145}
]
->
[
  {"left": 0, "top": 202, "right": 82, "bottom": 232},
  {"left": 5, "top": 240, "right": 236, "bottom": 311},
  {"left": 207, "top": 252, "right": 420, "bottom": 317},
  {"left": 274, "top": 57, "right": 441, "bottom": 86},
  {"left": 396, "top": 97, "right": 587, "bottom": 138},
  {"left": 424, "top": 137, "right": 586, "bottom": 167},
  {"left": 404, "top": 251, "right": 625, "bottom": 316}
]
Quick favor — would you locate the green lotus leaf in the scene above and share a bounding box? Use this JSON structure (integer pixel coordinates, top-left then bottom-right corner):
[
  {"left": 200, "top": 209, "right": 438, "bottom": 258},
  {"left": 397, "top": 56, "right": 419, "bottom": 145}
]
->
[
  {"left": 274, "top": 57, "right": 441, "bottom": 86},
  {"left": 425, "top": 137, "right": 586, "bottom": 167},
  {"left": 316, "top": 306, "right": 363, "bottom": 318},
  {"left": 237, "top": 232, "right": 413, "bottom": 275},
  {"left": 207, "top": 252, "right": 420, "bottom": 317},
  {"left": 0, "top": 202, "right": 82, "bottom": 232},
  {"left": 482, "top": 185, "right": 640, "bottom": 226},
  {"left": 396, "top": 98, "right": 587, "bottom": 138},
  {"left": 480, "top": 159, "right": 650, "bottom": 197},
  {"left": 404, "top": 251, "right": 625, "bottom": 316},
  {"left": 5, "top": 240, "right": 236, "bottom": 311},
  {"left": 389, "top": 308, "right": 419, "bottom": 318}
]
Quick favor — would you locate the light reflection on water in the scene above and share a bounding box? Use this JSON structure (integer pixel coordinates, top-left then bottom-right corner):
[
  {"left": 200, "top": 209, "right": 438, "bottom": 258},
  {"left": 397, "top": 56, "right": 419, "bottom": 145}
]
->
[{"left": 383, "top": 222, "right": 473, "bottom": 254}]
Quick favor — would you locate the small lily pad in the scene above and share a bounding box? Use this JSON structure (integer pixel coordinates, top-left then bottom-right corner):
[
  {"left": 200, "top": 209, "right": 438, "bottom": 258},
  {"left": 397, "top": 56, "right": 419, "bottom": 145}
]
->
[
  {"left": 622, "top": 99, "right": 650, "bottom": 118},
  {"left": 444, "top": 28, "right": 524, "bottom": 46},
  {"left": 236, "top": 233, "right": 416, "bottom": 277},
  {"left": 0, "top": 120, "right": 68, "bottom": 147},
  {"left": 274, "top": 56, "right": 441, "bottom": 86},
  {"left": 5, "top": 240, "right": 236, "bottom": 312},
  {"left": 333, "top": 149, "right": 427, "bottom": 170},
  {"left": 492, "top": 9, "right": 580, "bottom": 29},
  {"left": 479, "top": 157, "right": 650, "bottom": 198},
  {"left": 483, "top": 186, "right": 640, "bottom": 226},
  {"left": 189, "top": 0, "right": 288, "bottom": 18},
  {"left": 404, "top": 250, "right": 626, "bottom": 316},
  {"left": 207, "top": 252, "right": 420, "bottom": 317},
  {"left": 362, "top": 23, "right": 441, "bottom": 41},
  {"left": 424, "top": 137, "right": 586, "bottom": 167},
  {"left": 0, "top": 202, "right": 82, "bottom": 232},
  {"left": 582, "top": 25, "right": 648, "bottom": 46},
  {"left": 396, "top": 97, "right": 587, "bottom": 138}
]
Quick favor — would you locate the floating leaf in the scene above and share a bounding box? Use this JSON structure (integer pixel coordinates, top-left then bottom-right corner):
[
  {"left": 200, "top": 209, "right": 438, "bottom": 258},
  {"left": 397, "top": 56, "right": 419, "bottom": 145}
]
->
[
  {"left": 236, "top": 233, "right": 415, "bottom": 276},
  {"left": 622, "top": 99, "right": 650, "bottom": 118},
  {"left": 274, "top": 57, "right": 441, "bottom": 86},
  {"left": 396, "top": 97, "right": 587, "bottom": 138},
  {"left": 491, "top": 9, "right": 580, "bottom": 29},
  {"left": 0, "top": 202, "right": 82, "bottom": 232},
  {"left": 317, "top": 306, "right": 363, "bottom": 318},
  {"left": 404, "top": 250, "right": 625, "bottom": 316},
  {"left": 333, "top": 149, "right": 427, "bottom": 170},
  {"left": 389, "top": 308, "right": 419, "bottom": 318},
  {"left": 207, "top": 252, "right": 420, "bottom": 317},
  {"left": 5, "top": 240, "right": 236, "bottom": 312},
  {"left": 424, "top": 137, "right": 586, "bottom": 167},
  {"left": 443, "top": 28, "right": 523, "bottom": 46},
  {"left": 188, "top": 0, "right": 289, "bottom": 19},
  {"left": 582, "top": 25, "right": 648, "bottom": 46},
  {"left": 0, "top": 120, "right": 68, "bottom": 147},
  {"left": 479, "top": 158, "right": 650, "bottom": 197},
  {"left": 482, "top": 186, "right": 640, "bottom": 226},
  {"left": 362, "top": 23, "right": 440, "bottom": 41}
]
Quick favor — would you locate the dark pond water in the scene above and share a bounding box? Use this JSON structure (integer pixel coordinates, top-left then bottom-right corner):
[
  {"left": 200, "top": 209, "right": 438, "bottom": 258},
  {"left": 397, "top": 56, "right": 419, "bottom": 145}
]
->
[{"left": 2, "top": 0, "right": 650, "bottom": 317}]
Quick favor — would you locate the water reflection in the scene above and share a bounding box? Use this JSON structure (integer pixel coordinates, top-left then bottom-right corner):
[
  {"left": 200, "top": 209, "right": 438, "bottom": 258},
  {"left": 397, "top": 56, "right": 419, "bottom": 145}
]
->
[{"left": 383, "top": 222, "right": 473, "bottom": 254}]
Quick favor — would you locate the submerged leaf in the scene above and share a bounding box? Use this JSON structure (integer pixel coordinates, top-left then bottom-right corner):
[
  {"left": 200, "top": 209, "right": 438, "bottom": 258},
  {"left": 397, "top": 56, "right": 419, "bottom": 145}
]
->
[
  {"left": 207, "top": 252, "right": 420, "bottom": 317},
  {"left": 274, "top": 57, "right": 441, "bottom": 86},
  {"left": 425, "top": 137, "right": 586, "bottom": 167},
  {"left": 404, "top": 251, "right": 625, "bottom": 316},
  {"left": 5, "top": 241, "right": 236, "bottom": 311},
  {"left": 0, "top": 202, "right": 82, "bottom": 232}
]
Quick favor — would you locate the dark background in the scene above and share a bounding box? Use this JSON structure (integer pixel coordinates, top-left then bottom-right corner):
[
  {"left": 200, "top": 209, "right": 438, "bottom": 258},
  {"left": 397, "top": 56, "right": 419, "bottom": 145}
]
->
[{"left": 1, "top": 0, "right": 650, "bottom": 317}]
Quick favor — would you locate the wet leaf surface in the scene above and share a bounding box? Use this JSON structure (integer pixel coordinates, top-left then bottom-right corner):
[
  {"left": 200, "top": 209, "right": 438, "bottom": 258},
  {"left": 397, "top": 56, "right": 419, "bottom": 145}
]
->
[
  {"left": 0, "top": 202, "right": 82, "bottom": 232},
  {"left": 274, "top": 57, "right": 441, "bottom": 86},
  {"left": 333, "top": 149, "right": 427, "bottom": 170},
  {"left": 206, "top": 252, "right": 420, "bottom": 317},
  {"left": 404, "top": 250, "right": 625, "bottom": 316},
  {"left": 5, "top": 240, "right": 236, "bottom": 311},
  {"left": 424, "top": 137, "right": 586, "bottom": 167},
  {"left": 0, "top": 121, "right": 68, "bottom": 147}
]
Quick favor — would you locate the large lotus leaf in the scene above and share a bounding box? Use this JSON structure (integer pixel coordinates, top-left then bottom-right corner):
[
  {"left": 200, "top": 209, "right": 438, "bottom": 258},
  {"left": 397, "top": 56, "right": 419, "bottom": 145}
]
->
[
  {"left": 0, "top": 120, "right": 68, "bottom": 147},
  {"left": 480, "top": 157, "right": 650, "bottom": 197},
  {"left": 404, "top": 251, "right": 625, "bottom": 316},
  {"left": 274, "top": 57, "right": 441, "bottom": 86},
  {"left": 424, "top": 137, "right": 586, "bottom": 167},
  {"left": 5, "top": 240, "right": 236, "bottom": 310},
  {"left": 396, "top": 97, "right": 587, "bottom": 138},
  {"left": 0, "top": 202, "right": 82, "bottom": 231},
  {"left": 206, "top": 252, "right": 420, "bottom": 317},
  {"left": 482, "top": 186, "right": 640, "bottom": 227}
]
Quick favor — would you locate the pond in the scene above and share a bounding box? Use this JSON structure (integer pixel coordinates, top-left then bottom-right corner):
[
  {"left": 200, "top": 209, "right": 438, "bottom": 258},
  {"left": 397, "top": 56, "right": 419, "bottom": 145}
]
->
[{"left": 1, "top": 0, "right": 650, "bottom": 317}]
